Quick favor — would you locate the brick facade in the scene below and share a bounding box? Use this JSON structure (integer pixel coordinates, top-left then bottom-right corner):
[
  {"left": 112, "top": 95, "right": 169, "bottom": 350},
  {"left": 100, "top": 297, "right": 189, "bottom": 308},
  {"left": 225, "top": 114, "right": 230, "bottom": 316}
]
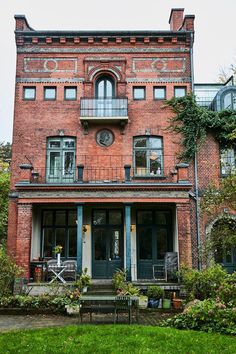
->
[{"left": 9, "top": 8, "right": 231, "bottom": 280}]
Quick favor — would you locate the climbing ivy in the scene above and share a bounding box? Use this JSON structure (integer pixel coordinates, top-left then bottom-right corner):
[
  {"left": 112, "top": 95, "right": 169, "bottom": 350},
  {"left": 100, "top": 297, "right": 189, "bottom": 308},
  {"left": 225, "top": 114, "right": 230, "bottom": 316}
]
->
[{"left": 166, "top": 93, "right": 236, "bottom": 161}]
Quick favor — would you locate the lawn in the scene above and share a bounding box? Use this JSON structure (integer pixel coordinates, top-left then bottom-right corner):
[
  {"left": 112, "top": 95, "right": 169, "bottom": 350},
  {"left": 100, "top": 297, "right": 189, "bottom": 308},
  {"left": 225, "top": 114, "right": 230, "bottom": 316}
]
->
[{"left": 0, "top": 325, "right": 235, "bottom": 354}]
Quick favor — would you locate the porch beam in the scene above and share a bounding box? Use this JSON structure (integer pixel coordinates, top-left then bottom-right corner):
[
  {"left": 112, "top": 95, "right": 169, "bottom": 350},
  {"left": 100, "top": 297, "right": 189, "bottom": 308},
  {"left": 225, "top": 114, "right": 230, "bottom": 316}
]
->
[
  {"left": 125, "top": 203, "right": 132, "bottom": 281},
  {"left": 76, "top": 203, "right": 84, "bottom": 274}
]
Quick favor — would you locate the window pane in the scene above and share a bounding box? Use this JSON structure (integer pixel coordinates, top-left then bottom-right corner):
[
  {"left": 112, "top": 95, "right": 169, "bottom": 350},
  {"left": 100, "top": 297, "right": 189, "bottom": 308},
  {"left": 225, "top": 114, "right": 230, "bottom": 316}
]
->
[
  {"left": 135, "top": 151, "right": 147, "bottom": 175},
  {"left": 24, "top": 87, "right": 35, "bottom": 100},
  {"left": 150, "top": 151, "right": 162, "bottom": 175},
  {"left": 157, "top": 228, "right": 168, "bottom": 259},
  {"left": 55, "top": 229, "right": 65, "bottom": 256},
  {"left": 106, "top": 80, "right": 113, "bottom": 98},
  {"left": 44, "top": 87, "right": 56, "bottom": 100},
  {"left": 139, "top": 228, "right": 152, "bottom": 259},
  {"left": 68, "top": 211, "right": 77, "bottom": 226},
  {"left": 149, "top": 138, "right": 162, "bottom": 149},
  {"left": 174, "top": 87, "right": 186, "bottom": 98},
  {"left": 93, "top": 211, "right": 106, "bottom": 225},
  {"left": 68, "top": 228, "right": 77, "bottom": 257},
  {"left": 43, "top": 211, "right": 53, "bottom": 226},
  {"left": 133, "top": 87, "right": 145, "bottom": 100},
  {"left": 110, "top": 230, "right": 121, "bottom": 260},
  {"left": 98, "top": 80, "right": 105, "bottom": 98},
  {"left": 94, "top": 229, "right": 106, "bottom": 260},
  {"left": 43, "top": 228, "right": 54, "bottom": 258},
  {"left": 155, "top": 212, "right": 167, "bottom": 225},
  {"left": 134, "top": 137, "right": 147, "bottom": 148},
  {"left": 64, "top": 139, "right": 75, "bottom": 148},
  {"left": 221, "top": 148, "right": 235, "bottom": 175},
  {"left": 49, "top": 140, "right": 60, "bottom": 148},
  {"left": 55, "top": 211, "right": 66, "bottom": 226},
  {"left": 64, "top": 152, "right": 74, "bottom": 175},
  {"left": 109, "top": 210, "right": 122, "bottom": 225},
  {"left": 64, "top": 87, "right": 77, "bottom": 100},
  {"left": 137, "top": 211, "right": 152, "bottom": 225},
  {"left": 49, "top": 152, "right": 61, "bottom": 175},
  {"left": 154, "top": 87, "right": 166, "bottom": 99}
]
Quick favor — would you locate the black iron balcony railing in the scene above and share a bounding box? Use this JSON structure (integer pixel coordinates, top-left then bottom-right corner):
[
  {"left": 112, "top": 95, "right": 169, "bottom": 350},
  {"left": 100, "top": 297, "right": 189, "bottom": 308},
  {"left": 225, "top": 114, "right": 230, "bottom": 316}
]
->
[{"left": 80, "top": 98, "right": 128, "bottom": 117}]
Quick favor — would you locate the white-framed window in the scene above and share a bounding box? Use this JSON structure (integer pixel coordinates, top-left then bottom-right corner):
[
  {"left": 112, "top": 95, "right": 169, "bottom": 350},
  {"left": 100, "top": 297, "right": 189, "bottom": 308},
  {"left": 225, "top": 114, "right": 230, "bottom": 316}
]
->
[
  {"left": 46, "top": 137, "right": 76, "bottom": 182},
  {"left": 133, "top": 136, "right": 163, "bottom": 176},
  {"left": 220, "top": 147, "right": 236, "bottom": 175}
]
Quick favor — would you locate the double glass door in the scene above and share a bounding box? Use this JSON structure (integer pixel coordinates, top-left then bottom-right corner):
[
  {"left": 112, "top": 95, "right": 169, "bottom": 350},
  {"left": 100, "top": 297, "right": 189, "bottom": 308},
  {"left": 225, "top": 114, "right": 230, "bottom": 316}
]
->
[{"left": 92, "top": 210, "right": 123, "bottom": 278}]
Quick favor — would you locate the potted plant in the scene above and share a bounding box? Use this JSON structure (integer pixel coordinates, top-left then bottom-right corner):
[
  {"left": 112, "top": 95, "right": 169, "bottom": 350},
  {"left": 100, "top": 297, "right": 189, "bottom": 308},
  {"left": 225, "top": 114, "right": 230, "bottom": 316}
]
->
[
  {"left": 54, "top": 245, "right": 63, "bottom": 266},
  {"left": 172, "top": 292, "right": 183, "bottom": 309},
  {"left": 112, "top": 268, "right": 127, "bottom": 293},
  {"left": 138, "top": 295, "right": 148, "bottom": 309},
  {"left": 147, "top": 286, "right": 164, "bottom": 308},
  {"left": 76, "top": 268, "right": 91, "bottom": 292},
  {"left": 163, "top": 291, "right": 172, "bottom": 309},
  {"left": 65, "top": 288, "right": 81, "bottom": 315}
]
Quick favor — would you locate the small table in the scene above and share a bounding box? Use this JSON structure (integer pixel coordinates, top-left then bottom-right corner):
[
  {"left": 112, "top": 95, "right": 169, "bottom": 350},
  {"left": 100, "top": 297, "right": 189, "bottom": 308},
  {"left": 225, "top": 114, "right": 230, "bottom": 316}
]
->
[{"left": 48, "top": 265, "right": 66, "bottom": 284}]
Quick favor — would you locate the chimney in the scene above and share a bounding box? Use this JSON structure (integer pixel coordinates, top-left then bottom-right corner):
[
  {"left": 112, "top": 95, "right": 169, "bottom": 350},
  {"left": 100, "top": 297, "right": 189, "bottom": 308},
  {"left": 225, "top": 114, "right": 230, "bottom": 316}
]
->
[
  {"left": 169, "top": 8, "right": 184, "bottom": 31},
  {"left": 15, "top": 15, "right": 33, "bottom": 31},
  {"left": 182, "top": 15, "right": 195, "bottom": 31}
]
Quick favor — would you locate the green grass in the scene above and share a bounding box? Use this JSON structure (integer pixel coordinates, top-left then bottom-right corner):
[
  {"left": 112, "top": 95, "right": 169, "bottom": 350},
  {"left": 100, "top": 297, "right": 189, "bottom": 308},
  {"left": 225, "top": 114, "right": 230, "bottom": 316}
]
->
[{"left": 0, "top": 325, "right": 235, "bottom": 354}]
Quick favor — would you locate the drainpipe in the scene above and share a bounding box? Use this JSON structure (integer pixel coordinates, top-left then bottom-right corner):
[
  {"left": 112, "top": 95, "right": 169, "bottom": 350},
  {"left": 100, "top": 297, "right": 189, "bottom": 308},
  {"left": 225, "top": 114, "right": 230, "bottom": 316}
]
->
[{"left": 190, "top": 31, "right": 202, "bottom": 270}]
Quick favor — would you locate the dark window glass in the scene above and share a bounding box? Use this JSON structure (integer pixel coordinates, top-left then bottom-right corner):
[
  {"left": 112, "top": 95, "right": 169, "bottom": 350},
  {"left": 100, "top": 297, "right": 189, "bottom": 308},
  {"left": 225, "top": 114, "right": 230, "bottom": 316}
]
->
[
  {"left": 174, "top": 87, "right": 186, "bottom": 98},
  {"left": 137, "top": 211, "right": 153, "bottom": 225},
  {"left": 157, "top": 228, "right": 168, "bottom": 259},
  {"left": 55, "top": 229, "right": 66, "bottom": 257},
  {"left": 23, "top": 87, "right": 36, "bottom": 100},
  {"left": 155, "top": 212, "right": 167, "bottom": 225},
  {"left": 55, "top": 211, "right": 66, "bottom": 226},
  {"left": 139, "top": 228, "right": 152, "bottom": 259},
  {"left": 109, "top": 210, "right": 122, "bottom": 225},
  {"left": 93, "top": 210, "right": 106, "bottom": 225},
  {"left": 133, "top": 87, "right": 145, "bottom": 100},
  {"left": 43, "top": 211, "right": 53, "bottom": 226},
  {"left": 43, "top": 228, "right": 54, "bottom": 258},
  {"left": 68, "top": 229, "right": 77, "bottom": 257},
  {"left": 44, "top": 87, "right": 56, "bottom": 100},
  {"left": 154, "top": 87, "right": 166, "bottom": 100},
  {"left": 68, "top": 211, "right": 77, "bottom": 226},
  {"left": 64, "top": 87, "right": 77, "bottom": 100},
  {"left": 94, "top": 229, "right": 106, "bottom": 260}
]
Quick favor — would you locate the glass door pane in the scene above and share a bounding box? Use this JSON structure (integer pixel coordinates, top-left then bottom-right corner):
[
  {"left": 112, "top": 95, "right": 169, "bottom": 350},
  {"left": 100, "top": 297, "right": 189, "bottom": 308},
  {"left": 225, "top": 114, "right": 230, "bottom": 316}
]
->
[
  {"left": 109, "top": 230, "right": 121, "bottom": 260},
  {"left": 49, "top": 152, "right": 61, "bottom": 178},
  {"left": 55, "top": 229, "right": 66, "bottom": 257},
  {"left": 94, "top": 229, "right": 107, "bottom": 260},
  {"left": 139, "top": 227, "right": 152, "bottom": 260}
]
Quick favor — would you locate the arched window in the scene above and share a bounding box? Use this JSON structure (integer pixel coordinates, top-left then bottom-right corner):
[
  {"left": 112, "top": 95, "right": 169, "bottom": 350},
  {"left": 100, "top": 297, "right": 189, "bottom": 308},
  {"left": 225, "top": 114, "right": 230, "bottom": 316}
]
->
[
  {"left": 95, "top": 75, "right": 115, "bottom": 98},
  {"left": 46, "top": 137, "right": 76, "bottom": 183},
  {"left": 133, "top": 136, "right": 163, "bottom": 176}
]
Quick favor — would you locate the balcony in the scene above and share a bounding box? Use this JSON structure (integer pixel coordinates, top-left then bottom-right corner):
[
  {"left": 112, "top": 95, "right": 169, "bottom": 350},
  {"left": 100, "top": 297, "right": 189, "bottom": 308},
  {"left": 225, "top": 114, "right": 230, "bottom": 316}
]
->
[
  {"left": 18, "top": 155, "right": 190, "bottom": 186},
  {"left": 80, "top": 98, "right": 128, "bottom": 132}
]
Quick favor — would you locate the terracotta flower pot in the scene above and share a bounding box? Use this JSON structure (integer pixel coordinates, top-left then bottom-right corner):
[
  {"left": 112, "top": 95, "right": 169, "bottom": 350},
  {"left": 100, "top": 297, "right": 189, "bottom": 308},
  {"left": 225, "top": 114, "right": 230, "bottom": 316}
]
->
[{"left": 172, "top": 298, "right": 183, "bottom": 309}]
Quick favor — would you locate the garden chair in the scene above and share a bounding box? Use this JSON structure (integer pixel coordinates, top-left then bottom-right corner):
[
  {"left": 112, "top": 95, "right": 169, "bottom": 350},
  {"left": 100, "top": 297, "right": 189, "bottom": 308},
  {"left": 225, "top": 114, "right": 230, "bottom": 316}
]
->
[{"left": 114, "top": 296, "right": 132, "bottom": 324}]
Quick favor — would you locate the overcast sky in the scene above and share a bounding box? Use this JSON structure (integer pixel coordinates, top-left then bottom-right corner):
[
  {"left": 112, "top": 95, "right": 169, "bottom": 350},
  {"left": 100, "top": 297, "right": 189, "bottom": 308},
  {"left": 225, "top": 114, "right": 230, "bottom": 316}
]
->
[{"left": 1, "top": 0, "right": 236, "bottom": 142}]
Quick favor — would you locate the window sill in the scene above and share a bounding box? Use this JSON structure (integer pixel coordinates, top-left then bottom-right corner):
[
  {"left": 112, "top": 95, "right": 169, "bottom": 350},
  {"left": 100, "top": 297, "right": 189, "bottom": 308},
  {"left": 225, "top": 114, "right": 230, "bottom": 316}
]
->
[{"left": 133, "top": 175, "right": 166, "bottom": 180}]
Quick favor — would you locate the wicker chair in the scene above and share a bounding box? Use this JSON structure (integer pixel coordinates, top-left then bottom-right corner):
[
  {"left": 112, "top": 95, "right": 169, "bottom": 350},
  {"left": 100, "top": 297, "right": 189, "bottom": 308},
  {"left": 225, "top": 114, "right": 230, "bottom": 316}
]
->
[{"left": 62, "top": 260, "right": 77, "bottom": 281}]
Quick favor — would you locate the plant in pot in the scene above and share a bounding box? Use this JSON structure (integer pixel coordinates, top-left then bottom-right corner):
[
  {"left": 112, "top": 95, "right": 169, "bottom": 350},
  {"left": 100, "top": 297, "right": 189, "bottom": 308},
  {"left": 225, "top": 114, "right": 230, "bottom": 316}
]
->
[
  {"left": 76, "top": 268, "right": 91, "bottom": 292},
  {"left": 54, "top": 245, "right": 63, "bottom": 266},
  {"left": 112, "top": 268, "right": 127, "bottom": 294},
  {"left": 172, "top": 292, "right": 183, "bottom": 310},
  {"left": 163, "top": 291, "right": 172, "bottom": 309},
  {"left": 147, "top": 286, "right": 164, "bottom": 308}
]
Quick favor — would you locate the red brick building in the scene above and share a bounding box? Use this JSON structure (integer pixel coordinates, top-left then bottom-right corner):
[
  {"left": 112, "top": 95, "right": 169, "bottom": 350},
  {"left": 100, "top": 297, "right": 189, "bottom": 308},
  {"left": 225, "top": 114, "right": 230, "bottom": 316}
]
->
[{"left": 7, "top": 8, "right": 235, "bottom": 281}]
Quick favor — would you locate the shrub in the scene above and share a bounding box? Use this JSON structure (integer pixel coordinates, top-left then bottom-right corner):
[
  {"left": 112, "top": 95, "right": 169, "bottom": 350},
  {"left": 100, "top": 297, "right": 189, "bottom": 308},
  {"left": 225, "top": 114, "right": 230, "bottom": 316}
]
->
[
  {"left": 165, "top": 299, "right": 236, "bottom": 335},
  {"left": 0, "top": 245, "right": 22, "bottom": 296},
  {"left": 112, "top": 269, "right": 127, "bottom": 290},
  {"left": 178, "top": 264, "right": 229, "bottom": 301},
  {"left": 75, "top": 268, "right": 91, "bottom": 289},
  {"left": 147, "top": 286, "right": 164, "bottom": 299}
]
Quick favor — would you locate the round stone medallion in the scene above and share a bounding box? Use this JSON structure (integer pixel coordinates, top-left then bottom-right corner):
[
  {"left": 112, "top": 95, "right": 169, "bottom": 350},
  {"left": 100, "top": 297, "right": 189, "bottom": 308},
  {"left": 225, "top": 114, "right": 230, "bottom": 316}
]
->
[{"left": 96, "top": 129, "right": 114, "bottom": 147}]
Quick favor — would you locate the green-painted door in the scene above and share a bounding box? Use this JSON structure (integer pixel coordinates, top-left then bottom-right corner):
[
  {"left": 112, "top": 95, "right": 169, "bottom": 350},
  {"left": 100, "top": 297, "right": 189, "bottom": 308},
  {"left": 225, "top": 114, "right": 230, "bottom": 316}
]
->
[
  {"left": 216, "top": 247, "right": 236, "bottom": 274},
  {"left": 137, "top": 210, "right": 172, "bottom": 279},
  {"left": 92, "top": 210, "right": 123, "bottom": 279}
]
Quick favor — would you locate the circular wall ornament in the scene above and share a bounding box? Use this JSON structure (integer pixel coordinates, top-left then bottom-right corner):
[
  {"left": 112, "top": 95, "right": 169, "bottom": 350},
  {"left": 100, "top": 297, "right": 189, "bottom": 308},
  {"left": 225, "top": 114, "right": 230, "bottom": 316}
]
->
[{"left": 96, "top": 129, "right": 114, "bottom": 147}]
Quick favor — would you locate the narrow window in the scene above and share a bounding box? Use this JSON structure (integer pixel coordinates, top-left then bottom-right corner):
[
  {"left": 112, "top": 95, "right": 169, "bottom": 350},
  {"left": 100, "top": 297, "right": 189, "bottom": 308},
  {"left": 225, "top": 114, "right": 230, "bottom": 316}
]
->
[
  {"left": 220, "top": 147, "right": 236, "bottom": 175},
  {"left": 64, "top": 87, "right": 77, "bottom": 100},
  {"left": 133, "top": 87, "right": 146, "bottom": 100},
  {"left": 23, "top": 87, "right": 36, "bottom": 100},
  {"left": 153, "top": 87, "right": 166, "bottom": 100},
  {"left": 44, "top": 87, "right": 56, "bottom": 100}
]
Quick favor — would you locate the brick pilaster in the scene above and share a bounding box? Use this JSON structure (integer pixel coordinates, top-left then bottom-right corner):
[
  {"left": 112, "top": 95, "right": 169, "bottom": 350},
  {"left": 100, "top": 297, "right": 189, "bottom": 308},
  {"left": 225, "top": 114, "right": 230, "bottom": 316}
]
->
[{"left": 176, "top": 203, "right": 192, "bottom": 267}]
